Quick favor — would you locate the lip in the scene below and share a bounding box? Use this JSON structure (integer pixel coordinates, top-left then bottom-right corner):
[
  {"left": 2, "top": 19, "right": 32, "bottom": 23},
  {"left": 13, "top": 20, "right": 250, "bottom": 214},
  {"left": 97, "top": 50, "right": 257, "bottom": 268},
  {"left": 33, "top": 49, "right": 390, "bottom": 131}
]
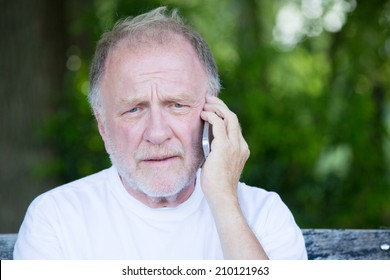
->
[{"left": 140, "top": 155, "right": 179, "bottom": 165}]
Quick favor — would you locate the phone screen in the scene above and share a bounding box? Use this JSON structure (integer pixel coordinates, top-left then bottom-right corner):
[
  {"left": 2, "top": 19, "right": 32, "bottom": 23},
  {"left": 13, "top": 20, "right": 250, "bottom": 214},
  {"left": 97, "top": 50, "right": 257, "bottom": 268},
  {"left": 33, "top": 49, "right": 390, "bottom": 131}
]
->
[{"left": 202, "top": 122, "right": 212, "bottom": 157}]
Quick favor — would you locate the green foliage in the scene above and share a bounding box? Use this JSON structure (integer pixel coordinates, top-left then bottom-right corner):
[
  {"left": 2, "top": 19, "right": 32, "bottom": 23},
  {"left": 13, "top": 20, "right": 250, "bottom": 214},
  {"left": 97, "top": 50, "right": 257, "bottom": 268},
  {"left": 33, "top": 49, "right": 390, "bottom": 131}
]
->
[
  {"left": 44, "top": 0, "right": 390, "bottom": 228},
  {"left": 41, "top": 61, "right": 110, "bottom": 180}
]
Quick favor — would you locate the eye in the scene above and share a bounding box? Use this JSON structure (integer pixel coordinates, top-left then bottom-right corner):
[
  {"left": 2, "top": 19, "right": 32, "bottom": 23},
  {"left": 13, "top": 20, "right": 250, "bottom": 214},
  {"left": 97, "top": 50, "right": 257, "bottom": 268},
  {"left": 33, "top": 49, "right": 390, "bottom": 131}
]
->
[
  {"left": 174, "top": 103, "right": 184, "bottom": 108},
  {"left": 169, "top": 102, "right": 190, "bottom": 114},
  {"left": 124, "top": 107, "right": 138, "bottom": 114}
]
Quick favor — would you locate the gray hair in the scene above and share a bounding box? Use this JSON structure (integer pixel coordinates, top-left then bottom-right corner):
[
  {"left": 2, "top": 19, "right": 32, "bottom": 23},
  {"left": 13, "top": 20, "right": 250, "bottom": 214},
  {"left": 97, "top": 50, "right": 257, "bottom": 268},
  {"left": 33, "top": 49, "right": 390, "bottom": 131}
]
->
[{"left": 88, "top": 6, "right": 220, "bottom": 115}]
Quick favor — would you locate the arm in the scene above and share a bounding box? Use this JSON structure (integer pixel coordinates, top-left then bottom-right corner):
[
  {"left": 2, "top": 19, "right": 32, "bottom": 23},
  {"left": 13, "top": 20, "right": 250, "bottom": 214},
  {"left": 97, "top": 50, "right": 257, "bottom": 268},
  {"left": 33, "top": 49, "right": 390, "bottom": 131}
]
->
[{"left": 200, "top": 95, "right": 269, "bottom": 260}]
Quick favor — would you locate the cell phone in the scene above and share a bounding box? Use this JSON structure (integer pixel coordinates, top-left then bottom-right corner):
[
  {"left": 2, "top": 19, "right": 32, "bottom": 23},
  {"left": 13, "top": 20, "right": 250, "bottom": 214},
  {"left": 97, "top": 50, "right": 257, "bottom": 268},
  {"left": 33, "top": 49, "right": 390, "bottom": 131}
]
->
[{"left": 202, "top": 122, "right": 212, "bottom": 157}]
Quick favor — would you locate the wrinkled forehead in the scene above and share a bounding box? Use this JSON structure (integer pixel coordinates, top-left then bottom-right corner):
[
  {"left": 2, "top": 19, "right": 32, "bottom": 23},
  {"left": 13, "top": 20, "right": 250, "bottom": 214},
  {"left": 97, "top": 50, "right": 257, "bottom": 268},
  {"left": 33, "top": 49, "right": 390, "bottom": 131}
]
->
[
  {"left": 104, "top": 32, "right": 208, "bottom": 81},
  {"left": 130, "top": 27, "right": 182, "bottom": 45},
  {"left": 104, "top": 32, "right": 201, "bottom": 77},
  {"left": 101, "top": 33, "right": 209, "bottom": 96},
  {"left": 113, "top": 29, "right": 190, "bottom": 57}
]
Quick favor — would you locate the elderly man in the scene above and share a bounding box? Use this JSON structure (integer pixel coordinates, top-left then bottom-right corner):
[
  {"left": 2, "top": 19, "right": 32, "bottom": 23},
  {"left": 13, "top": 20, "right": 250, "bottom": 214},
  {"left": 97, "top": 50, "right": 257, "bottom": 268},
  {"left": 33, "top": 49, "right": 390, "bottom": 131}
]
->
[{"left": 14, "top": 7, "right": 307, "bottom": 259}]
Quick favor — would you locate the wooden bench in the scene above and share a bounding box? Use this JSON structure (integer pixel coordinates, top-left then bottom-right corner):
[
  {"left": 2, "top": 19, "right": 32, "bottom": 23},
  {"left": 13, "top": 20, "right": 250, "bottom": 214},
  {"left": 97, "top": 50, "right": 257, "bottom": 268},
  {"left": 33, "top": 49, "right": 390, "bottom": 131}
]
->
[
  {"left": 302, "top": 229, "right": 390, "bottom": 259},
  {"left": 0, "top": 234, "right": 16, "bottom": 260},
  {"left": 1, "top": 229, "right": 390, "bottom": 260}
]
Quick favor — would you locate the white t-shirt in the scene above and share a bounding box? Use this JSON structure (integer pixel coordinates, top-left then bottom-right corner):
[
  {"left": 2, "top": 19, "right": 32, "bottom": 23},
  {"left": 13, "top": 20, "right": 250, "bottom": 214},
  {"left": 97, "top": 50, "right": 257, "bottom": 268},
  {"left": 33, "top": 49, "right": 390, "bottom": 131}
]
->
[{"left": 14, "top": 166, "right": 307, "bottom": 259}]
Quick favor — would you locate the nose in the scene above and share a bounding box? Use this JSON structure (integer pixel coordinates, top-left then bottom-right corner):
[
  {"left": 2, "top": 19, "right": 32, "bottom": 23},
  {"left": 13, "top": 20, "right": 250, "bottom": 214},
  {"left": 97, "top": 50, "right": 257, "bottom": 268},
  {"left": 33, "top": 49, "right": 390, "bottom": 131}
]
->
[{"left": 143, "top": 108, "right": 172, "bottom": 145}]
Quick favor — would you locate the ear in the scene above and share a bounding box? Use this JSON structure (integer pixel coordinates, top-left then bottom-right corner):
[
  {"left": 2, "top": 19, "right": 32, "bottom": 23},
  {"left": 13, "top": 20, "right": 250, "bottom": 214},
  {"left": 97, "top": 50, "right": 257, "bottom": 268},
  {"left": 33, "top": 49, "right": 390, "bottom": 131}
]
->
[{"left": 95, "top": 111, "right": 112, "bottom": 154}]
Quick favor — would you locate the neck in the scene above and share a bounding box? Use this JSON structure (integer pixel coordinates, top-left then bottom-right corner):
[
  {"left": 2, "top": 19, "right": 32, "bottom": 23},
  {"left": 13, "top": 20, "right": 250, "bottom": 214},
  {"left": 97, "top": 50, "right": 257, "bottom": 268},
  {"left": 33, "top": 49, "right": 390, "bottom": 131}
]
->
[{"left": 123, "top": 181, "right": 196, "bottom": 208}]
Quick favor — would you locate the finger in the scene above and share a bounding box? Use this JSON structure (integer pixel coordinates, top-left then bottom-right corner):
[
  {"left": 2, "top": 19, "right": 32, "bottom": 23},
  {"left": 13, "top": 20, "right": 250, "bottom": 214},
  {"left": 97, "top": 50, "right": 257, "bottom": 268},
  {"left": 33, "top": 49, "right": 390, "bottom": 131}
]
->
[
  {"left": 204, "top": 95, "right": 229, "bottom": 112},
  {"left": 203, "top": 100, "right": 241, "bottom": 141},
  {"left": 202, "top": 109, "right": 250, "bottom": 170},
  {"left": 201, "top": 111, "right": 228, "bottom": 141}
]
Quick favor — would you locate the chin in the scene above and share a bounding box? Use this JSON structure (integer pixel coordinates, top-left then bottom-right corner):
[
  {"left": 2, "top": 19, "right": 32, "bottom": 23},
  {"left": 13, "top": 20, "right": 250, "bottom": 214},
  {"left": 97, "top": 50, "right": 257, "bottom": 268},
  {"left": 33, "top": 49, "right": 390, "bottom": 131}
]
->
[{"left": 132, "top": 172, "right": 193, "bottom": 198}]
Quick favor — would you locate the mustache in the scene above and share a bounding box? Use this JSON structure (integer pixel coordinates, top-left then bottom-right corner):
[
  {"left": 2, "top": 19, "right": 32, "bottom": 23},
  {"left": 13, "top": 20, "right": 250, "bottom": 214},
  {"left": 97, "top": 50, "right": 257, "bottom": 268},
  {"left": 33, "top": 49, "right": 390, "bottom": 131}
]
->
[{"left": 135, "top": 145, "right": 185, "bottom": 161}]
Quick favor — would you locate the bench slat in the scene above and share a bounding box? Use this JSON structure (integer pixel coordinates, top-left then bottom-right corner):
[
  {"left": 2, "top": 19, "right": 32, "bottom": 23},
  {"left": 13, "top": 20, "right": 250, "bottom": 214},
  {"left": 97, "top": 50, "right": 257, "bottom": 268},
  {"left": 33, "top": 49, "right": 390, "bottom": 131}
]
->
[
  {"left": 0, "top": 234, "right": 17, "bottom": 260},
  {"left": 1, "top": 230, "right": 390, "bottom": 260},
  {"left": 302, "top": 229, "right": 390, "bottom": 260}
]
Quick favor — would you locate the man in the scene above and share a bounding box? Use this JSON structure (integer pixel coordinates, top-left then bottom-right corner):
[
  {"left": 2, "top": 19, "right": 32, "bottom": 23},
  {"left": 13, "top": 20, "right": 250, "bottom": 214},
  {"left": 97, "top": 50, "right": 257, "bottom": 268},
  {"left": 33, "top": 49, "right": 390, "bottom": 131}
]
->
[{"left": 14, "top": 7, "right": 307, "bottom": 259}]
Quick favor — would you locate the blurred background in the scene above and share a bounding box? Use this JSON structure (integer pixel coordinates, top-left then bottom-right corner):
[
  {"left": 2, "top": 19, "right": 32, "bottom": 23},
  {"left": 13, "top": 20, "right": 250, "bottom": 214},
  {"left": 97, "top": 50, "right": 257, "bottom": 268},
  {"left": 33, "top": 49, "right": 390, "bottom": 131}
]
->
[{"left": 1, "top": 0, "right": 390, "bottom": 233}]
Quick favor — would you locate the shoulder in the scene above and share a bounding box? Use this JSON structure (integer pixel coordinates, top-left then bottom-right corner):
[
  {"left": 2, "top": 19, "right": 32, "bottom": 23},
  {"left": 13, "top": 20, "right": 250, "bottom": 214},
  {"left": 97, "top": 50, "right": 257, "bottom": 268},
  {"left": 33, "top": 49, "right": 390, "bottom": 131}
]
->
[
  {"left": 237, "top": 181, "right": 295, "bottom": 224},
  {"left": 29, "top": 167, "right": 116, "bottom": 211},
  {"left": 237, "top": 182, "right": 307, "bottom": 259},
  {"left": 236, "top": 182, "right": 297, "bottom": 233},
  {"left": 237, "top": 182, "right": 284, "bottom": 212}
]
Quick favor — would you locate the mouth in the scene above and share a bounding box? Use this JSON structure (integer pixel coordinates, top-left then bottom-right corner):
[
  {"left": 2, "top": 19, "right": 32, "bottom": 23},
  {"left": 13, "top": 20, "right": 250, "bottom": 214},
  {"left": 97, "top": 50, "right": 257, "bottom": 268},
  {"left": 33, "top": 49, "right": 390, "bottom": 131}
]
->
[
  {"left": 141, "top": 155, "right": 180, "bottom": 165},
  {"left": 144, "top": 156, "right": 176, "bottom": 161}
]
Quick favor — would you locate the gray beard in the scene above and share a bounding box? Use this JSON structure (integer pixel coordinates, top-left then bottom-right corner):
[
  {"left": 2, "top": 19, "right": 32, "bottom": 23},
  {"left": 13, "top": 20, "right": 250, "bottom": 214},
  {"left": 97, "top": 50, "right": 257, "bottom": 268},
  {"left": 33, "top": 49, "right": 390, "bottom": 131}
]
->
[{"left": 108, "top": 142, "right": 204, "bottom": 199}]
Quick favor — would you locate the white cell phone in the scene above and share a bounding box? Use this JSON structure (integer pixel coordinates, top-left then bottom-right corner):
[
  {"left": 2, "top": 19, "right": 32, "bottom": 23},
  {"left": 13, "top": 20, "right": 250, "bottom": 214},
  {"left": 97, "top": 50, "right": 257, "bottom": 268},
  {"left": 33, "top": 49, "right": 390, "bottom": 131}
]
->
[{"left": 202, "top": 122, "right": 212, "bottom": 157}]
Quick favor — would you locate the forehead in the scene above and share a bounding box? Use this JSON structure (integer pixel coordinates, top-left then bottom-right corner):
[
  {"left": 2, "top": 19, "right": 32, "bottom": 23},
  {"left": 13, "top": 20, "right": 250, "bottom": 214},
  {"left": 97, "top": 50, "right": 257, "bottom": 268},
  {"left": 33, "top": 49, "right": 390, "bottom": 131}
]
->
[{"left": 100, "top": 35, "right": 209, "bottom": 96}]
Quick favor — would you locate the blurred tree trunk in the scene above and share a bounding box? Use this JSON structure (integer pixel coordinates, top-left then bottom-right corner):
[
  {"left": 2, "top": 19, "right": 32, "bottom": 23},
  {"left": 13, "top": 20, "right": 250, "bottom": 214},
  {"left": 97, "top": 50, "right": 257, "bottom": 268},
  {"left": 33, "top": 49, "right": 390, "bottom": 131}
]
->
[{"left": 0, "top": 0, "right": 66, "bottom": 232}]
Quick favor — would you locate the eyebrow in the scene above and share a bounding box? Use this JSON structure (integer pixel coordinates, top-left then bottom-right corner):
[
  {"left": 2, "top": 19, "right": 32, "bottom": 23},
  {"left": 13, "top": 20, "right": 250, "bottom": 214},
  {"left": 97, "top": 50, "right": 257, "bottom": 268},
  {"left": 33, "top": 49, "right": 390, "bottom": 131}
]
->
[
  {"left": 117, "top": 91, "right": 198, "bottom": 106},
  {"left": 117, "top": 95, "right": 145, "bottom": 106}
]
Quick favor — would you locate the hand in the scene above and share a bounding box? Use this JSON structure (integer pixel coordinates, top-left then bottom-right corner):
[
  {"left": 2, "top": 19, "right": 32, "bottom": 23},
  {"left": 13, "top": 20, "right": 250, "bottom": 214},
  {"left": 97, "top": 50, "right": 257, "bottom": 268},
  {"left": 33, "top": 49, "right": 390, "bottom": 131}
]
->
[
  {"left": 200, "top": 96, "right": 267, "bottom": 259},
  {"left": 200, "top": 95, "right": 250, "bottom": 205}
]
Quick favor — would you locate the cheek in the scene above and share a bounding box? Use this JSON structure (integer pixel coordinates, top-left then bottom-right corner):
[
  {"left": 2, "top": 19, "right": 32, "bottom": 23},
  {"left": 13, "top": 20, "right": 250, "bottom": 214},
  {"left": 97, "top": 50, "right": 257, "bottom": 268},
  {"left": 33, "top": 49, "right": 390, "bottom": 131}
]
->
[
  {"left": 106, "top": 121, "right": 141, "bottom": 151},
  {"left": 174, "top": 115, "right": 203, "bottom": 148}
]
